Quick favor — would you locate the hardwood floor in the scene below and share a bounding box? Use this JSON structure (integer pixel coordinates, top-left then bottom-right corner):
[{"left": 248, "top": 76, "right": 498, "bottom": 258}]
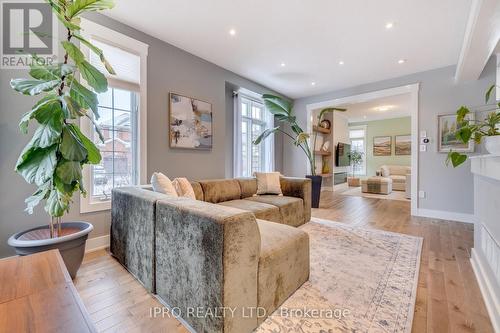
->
[{"left": 74, "top": 191, "right": 494, "bottom": 333}]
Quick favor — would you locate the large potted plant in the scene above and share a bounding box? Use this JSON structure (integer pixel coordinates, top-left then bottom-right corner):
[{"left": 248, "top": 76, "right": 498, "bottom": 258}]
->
[
  {"left": 447, "top": 85, "right": 500, "bottom": 167},
  {"left": 347, "top": 150, "right": 363, "bottom": 187},
  {"left": 253, "top": 94, "right": 345, "bottom": 208},
  {"left": 7, "top": 0, "right": 115, "bottom": 278}
]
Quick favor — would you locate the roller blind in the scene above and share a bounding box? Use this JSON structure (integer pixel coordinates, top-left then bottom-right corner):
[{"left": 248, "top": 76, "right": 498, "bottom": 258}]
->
[{"left": 89, "top": 39, "right": 141, "bottom": 92}]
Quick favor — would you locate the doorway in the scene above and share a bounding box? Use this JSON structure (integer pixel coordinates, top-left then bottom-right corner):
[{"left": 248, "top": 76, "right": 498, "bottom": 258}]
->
[{"left": 306, "top": 84, "right": 419, "bottom": 215}]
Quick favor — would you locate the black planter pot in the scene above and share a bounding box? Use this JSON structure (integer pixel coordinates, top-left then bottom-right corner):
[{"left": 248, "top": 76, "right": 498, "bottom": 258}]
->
[
  {"left": 8, "top": 221, "right": 93, "bottom": 279},
  {"left": 306, "top": 175, "right": 322, "bottom": 208}
]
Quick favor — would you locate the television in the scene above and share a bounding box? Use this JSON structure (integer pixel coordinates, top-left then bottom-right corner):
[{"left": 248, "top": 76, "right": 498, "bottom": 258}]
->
[{"left": 335, "top": 142, "right": 351, "bottom": 167}]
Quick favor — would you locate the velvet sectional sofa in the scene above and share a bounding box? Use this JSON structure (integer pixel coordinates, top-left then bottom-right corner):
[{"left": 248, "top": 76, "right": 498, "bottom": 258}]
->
[{"left": 110, "top": 177, "right": 312, "bottom": 333}]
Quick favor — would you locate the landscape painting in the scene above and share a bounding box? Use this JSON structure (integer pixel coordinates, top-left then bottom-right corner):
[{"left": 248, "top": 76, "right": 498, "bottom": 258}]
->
[
  {"left": 169, "top": 93, "right": 213, "bottom": 149},
  {"left": 438, "top": 114, "right": 474, "bottom": 152},
  {"left": 395, "top": 135, "right": 411, "bottom": 155},
  {"left": 373, "top": 136, "right": 391, "bottom": 156}
]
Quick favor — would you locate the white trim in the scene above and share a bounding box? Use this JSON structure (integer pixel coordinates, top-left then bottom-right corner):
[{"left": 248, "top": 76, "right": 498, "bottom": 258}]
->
[
  {"left": 234, "top": 91, "right": 274, "bottom": 177},
  {"left": 306, "top": 84, "right": 420, "bottom": 215},
  {"left": 471, "top": 248, "right": 500, "bottom": 333},
  {"left": 415, "top": 208, "right": 475, "bottom": 224},
  {"left": 79, "top": 19, "right": 149, "bottom": 213},
  {"left": 85, "top": 234, "right": 110, "bottom": 253}
]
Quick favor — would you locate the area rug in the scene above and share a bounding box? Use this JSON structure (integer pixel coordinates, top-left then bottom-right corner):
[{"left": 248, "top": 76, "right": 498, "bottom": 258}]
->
[
  {"left": 341, "top": 186, "right": 410, "bottom": 202},
  {"left": 255, "top": 217, "right": 422, "bottom": 333}
]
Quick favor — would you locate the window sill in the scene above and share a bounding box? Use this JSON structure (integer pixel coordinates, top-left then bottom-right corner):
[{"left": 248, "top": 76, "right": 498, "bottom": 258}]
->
[{"left": 80, "top": 197, "right": 111, "bottom": 214}]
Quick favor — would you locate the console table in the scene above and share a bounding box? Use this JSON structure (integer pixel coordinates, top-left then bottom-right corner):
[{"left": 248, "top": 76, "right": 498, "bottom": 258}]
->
[{"left": 0, "top": 250, "right": 96, "bottom": 332}]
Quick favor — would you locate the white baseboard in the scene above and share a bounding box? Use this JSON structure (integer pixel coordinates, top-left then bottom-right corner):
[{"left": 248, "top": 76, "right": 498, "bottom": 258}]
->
[
  {"left": 85, "top": 234, "right": 110, "bottom": 253},
  {"left": 471, "top": 248, "right": 500, "bottom": 333},
  {"left": 415, "top": 208, "right": 475, "bottom": 224}
]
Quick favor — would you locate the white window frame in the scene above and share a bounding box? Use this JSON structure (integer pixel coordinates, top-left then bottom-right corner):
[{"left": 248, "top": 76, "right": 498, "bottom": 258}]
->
[
  {"left": 233, "top": 88, "right": 274, "bottom": 177},
  {"left": 79, "top": 19, "right": 149, "bottom": 213},
  {"left": 349, "top": 125, "right": 367, "bottom": 176}
]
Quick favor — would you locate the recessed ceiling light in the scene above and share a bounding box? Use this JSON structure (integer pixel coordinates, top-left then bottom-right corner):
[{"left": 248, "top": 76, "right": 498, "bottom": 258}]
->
[
  {"left": 385, "top": 22, "right": 394, "bottom": 29},
  {"left": 311, "top": 82, "right": 316, "bottom": 86},
  {"left": 229, "top": 29, "right": 236, "bottom": 36},
  {"left": 363, "top": 115, "right": 367, "bottom": 119},
  {"left": 338, "top": 60, "right": 344, "bottom": 65},
  {"left": 280, "top": 62, "right": 286, "bottom": 67},
  {"left": 398, "top": 59, "right": 406, "bottom": 64}
]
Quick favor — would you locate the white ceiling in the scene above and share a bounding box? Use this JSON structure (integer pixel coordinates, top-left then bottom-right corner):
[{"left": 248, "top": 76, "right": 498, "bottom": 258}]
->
[
  {"left": 337, "top": 93, "right": 411, "bottom": 123},
  {"left": 105, "top": 0, "right": 471, "bottom": 99}
]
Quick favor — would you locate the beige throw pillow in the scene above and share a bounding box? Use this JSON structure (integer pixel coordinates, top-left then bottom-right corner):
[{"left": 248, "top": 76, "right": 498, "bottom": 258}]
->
[
  {"left": 151, "top": 172, "right": 178, "bottom": 196},
  {"left": 255, "top": 172, "right": 282, "bottom": 195},
  {"left": 172, "top": 177, "right": 196, "bottom": 199}
]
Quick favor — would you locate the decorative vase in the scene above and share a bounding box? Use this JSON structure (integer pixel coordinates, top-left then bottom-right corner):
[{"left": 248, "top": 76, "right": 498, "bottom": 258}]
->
[
  {"left": 8, "top": 221, "right": 93, "bottom": 279},
  {"left": 484, "top": 136, "right": 500, "bottom": 155},
  {"left": 306, "top": 175, "right": 322, "bottom": 208},
  {"left": 322, "top": 158, "right": 331, "bottom": 174}
]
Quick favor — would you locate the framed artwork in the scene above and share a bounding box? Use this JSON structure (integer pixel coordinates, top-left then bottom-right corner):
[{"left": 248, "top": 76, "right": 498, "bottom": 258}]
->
[
  {"left": 169, "top": 92, "right": 213, "bottom": 149},
  {"left": 437, "top": 113, "right": 474, "bottom": 153},
  {"left": 373, "top": 136, "right": 391, "bottom": 156},
  {"left": 395, "top": 135, "right": 411, "bottom": 155}
]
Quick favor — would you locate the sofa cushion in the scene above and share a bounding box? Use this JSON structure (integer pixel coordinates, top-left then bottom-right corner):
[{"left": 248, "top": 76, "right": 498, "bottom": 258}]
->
[
  {"left": 245, "top": 195, "right": 304, "bottom": 227},
  {"left": 151, "top": 172, "right": 178, "bottom": 196},
  {"left": 172, "top": 178, "right": 196, "bottom": 199},
  {"left": 190, "top": 181, "right": 204, "bottom": 201},
  {"left": 198, "top": 179, "right": 241, "bottom": 203},
  {"left": 255, "top": 172, "right": 282, "bottom": 195},
  {"left": 237, "top": 178, "right": 258, "bottom": 198},
  {"left": 390, "top": 175, "right": 406, "bottom": 183},
  {"left": 217, "top": 200, "right": 281, "bottom": 223},
  {"left": 382, "top": 165, "right": 410, "bottom": 176},
  {"left": 256, "top": 219, "right": 309, "bottom": 323}
]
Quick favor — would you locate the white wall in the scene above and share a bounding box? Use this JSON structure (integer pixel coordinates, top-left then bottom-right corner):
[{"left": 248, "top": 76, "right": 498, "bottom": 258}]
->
[
  {"left": 0, "top": 13, "right": 287, "bottom": 258},
  {"left": 284, "top": 59, "right": 496, "bottom": 215},
  {"left": 333, "top": 113, "right": 350, "bottom": 175}
]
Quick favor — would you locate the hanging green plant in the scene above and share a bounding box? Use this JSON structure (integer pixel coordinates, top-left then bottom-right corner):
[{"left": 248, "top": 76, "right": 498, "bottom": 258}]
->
[
  {"left": 446, "top": 85, "right": 500, "bottom": 167},
  {"left": 253, "top": 94, "right": 346, "bottom": 176}
]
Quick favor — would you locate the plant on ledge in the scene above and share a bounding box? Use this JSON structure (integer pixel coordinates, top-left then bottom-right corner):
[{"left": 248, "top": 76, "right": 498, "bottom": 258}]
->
[
  {"left": 253, "top": 94, "right": 346, "bottom": 176},
  {"left": 10, "top": 0, "right": 115, "bottom": 237},
  {"left": 447, "top": 85, "right": 500, "bottom": 167}
]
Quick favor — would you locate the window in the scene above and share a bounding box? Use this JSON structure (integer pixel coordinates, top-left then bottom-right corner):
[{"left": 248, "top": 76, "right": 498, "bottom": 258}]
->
[
  {"left": 90, "top": 88, "right": 139, "bottom": 201},
  {"left": 79, "top": 19, "right": 148, "bottom": 213},
  {"left": 349, "top": 125, "right": 367, "bottom": 175},
  {"left": 234, "top": 90, "right": 274, "bottom": 177}
]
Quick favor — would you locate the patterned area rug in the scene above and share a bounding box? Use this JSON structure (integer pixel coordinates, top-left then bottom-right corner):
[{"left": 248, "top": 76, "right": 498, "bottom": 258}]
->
[{"left": 256, "top": 218, "right": 422, "bottom": 333}]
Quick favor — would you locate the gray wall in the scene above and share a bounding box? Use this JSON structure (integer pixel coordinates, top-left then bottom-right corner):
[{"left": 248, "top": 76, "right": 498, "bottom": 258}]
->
[
  {"left": 285, "top": 59, "right": 496, "bottom": 215},
  {"left": 0, "top": 13, "right": 285, "bottom": 258}
]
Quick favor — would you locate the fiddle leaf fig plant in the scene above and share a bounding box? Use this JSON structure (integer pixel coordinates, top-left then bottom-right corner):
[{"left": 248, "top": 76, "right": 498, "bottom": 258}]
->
[
  {"left": 253, "top": 94, "right": 345, "bottom": 175},
  {"left": 349, "top": 150, "right": 364, "bottom": 177},
  {"left": 446, "top": 85, "right": 500, "bottom": 167},
  {"left": 11, "top": 0, "right": 115, "bottom": 233}
]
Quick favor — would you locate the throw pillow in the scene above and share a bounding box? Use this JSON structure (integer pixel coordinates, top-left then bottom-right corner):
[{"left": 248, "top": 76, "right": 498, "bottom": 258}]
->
[
  {"left": 172, "top": 177, "right": 196, "bottom": 199},
  {"left": 255, "top": 172, "right": 282, "bottom": 195},
  {"left": 151, "top": 172, "right": 178, "bottom": 196}
]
